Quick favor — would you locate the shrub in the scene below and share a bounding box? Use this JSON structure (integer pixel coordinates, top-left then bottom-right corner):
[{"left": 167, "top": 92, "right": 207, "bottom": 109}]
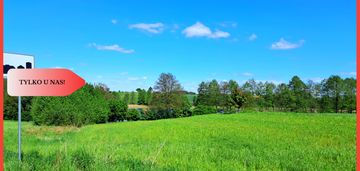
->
[
  {"left": 108, "top": 99, "right": 128, "bottom": 122},
  {"left": 192, "top": 105, "right": 217, "bottom": 115},
  {"left": 31, "top": 84, "right": 110, "bottom": 127},
  {"left": 222, "top": 108, "right": 237, "bottom": 114},
  {"left": 126, "top": 109, "right": 141, "bottom": 121}
]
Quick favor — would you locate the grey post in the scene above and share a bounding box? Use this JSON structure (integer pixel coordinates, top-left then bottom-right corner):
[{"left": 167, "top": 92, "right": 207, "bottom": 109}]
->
[{"left": 18, "top": 96, "right": 21, "bottom": 161}]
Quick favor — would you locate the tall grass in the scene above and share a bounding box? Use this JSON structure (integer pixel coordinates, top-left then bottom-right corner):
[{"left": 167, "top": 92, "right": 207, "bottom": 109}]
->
[{"left": 4, "top": 112, "right": 356, "bottom": 170}]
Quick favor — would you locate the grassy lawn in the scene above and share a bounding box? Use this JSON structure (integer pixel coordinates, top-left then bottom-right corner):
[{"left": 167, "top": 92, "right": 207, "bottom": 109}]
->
[{"left": 4, "top": 112, "right": 356, "bottom": 170}]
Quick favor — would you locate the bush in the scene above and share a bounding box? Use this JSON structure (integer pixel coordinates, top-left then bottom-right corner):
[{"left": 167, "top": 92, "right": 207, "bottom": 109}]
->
[
  {"left": 192, "top": 105, "right": 217, "bottom": 115},
  {"left": 140, "top": 109, "right": 157, "bottom": 120},
  {"left": 31, "top": 84, "right": 110, "bottom": 127},
  {"left": 126, "top": 109, "right": 141, "bottom": 121},
  {"left": 108, "top": 99, "right": 128, "bottom": 122},
  {"left": 222, "top": 108, "right": 237, "bottom": 114}
]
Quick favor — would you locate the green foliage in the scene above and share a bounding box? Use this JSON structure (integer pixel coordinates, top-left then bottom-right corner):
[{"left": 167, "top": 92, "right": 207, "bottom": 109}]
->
[
  {"left": 31, "top": 84, "right": 110, "bottom": 127},
  {"left": 149, "top": 73, "right": 191, "bottom": 119},
  {"left": 122, "top": 93, "right": 130, "bottom": 104},
  {"left": 108, "top": 99, "right": 128, "bottom": 122},
  {"left": 146, "top": 87, "right": 153, "bottom": 104},
  {"left": 126, "top": 109, "right": 140, "bottom": 121},
  {"left": 136, "top": 88, "right": 147, "bottom": 105},
  {"left": 230, "top": 88, "right": 247, "bottom": 111},
  {"left": 192, "top": 105, "right": 217, "bottom": 115},
  {"left": 130, "top": 92, "right": 137, "bottom": 104}
]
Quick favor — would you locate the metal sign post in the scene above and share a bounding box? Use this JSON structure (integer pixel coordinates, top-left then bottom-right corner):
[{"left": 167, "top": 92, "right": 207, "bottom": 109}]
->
[{"left": 18, "top": 96, "right": 21, "bottom": 161}]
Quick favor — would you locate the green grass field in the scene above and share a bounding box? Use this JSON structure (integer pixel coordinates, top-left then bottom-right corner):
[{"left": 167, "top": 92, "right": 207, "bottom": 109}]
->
[{"left": 4, "top": 113, "right": 356, "bottom": 171}]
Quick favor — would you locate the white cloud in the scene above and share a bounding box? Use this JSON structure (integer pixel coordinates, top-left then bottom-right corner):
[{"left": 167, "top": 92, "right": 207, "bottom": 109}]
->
[
  {"left": 89, "top": 43, "right": 135, "bottom": 54},
  {"left": 249, "top": 33, "right": 257, "bottom": 41},
  {"left": 271, "top": 38, "right": 304, "bottom": 50},
  {"left": 111, "top": 19, "right": 118, "bottom": 24},
  {"left": 242, "top": 72, "right": 254, "bottom": 77},
  {"left": 182, "top": 22, "right": 230, "bottom": 39},
  {"left": 129, "top": 23, "right": 164, "bottom": 34}
]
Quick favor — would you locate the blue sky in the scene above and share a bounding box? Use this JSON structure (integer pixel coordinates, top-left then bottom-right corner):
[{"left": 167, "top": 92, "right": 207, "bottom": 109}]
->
[{"left": 5, "top": 0, "right": 356, "bottom": 92}]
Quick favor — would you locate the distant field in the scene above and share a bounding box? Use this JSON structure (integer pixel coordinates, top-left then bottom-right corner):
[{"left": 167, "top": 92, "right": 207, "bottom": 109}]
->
[
  {"left": 4, "top": 113, "right": 355, "bottom": 170},
  {"left": 128, "top": 104, "right": 149, "bottom": 109}
]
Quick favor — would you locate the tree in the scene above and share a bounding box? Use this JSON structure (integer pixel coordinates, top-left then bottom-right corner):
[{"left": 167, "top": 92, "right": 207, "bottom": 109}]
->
[
  {"left": 130, "top": 92, "right": 136, "bottom": 104},
  {"left": 123, "top": 93, "right": 130, "bottom": 104},
  {"left": 150, "top": 73, "right": 188, "bottom": 118},
  {"left": 242, "top": 79, "right": 257, "bottom": 95},
  {"left": 322, "top": 76, "right": 344, "bottom": 113},
  {"left": 108, "top": 99, "right": 128, "bottom": 122},
  {"left": 154, "top": 73, "right": 182, "bottom": 93},
  {"left": 342, "top": 78, "right": 356, "bottom": 113},
  {"left": 195, "top": 81, "right": 210, "bottom": 106},
  {"left": 208, "top": 80, "right": 221, "bottom": 108},
  {"left": 288, "top": 76, "right": 309, "bottom": 112},
  {"left": 231, "top": 88, "right": 247, "bottom": 112},
  {"left": 263, "top": 82, "right": 276, "bottom": 111},
  {"left": 146, "top": 87, "right": 153, "bottom": 105},
  {"left": 306, "top": 80, "right": 320, "bottom": 112},
  {"left": 274, "top": 83, "right": 292, "bottom": 111},
  {"left": 228, "top": 80, "right": 240, "bottom": 93},
  {"left": 31, "top": 84, "right": 110, "bottom": 126},
  {"left": 219, "top": 81, "right": 236, "bottom": 112},
  {"left": 136, "top": 88, "right": 146, "bottom": 105}
]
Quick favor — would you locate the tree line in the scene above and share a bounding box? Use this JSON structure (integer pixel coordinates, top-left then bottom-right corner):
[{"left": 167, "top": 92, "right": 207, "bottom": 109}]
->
[
  {"left": 3, "top": 73, "right": 356, "bottom": 127},
  {"left": 194, "top": 75, "right": 356, "bottom": 113}
]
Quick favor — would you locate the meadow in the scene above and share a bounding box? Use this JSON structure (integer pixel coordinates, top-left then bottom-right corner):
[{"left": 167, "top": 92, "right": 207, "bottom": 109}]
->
[{"left": 4, "top": 112, "right": 356, "bottom": 171}]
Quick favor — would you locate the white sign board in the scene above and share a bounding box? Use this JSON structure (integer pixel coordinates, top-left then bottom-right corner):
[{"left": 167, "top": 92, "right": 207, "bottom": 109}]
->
[{"left": 4, "top": 53, "right": 35, "bottom": 76}]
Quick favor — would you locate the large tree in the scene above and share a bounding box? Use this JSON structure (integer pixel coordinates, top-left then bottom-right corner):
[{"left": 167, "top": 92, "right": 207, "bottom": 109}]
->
[
  {"left": 195, "top": 81, "right": 210, "bottom": 106},
  {"left": 322, "top": 76, "right": 344, "bottom": 113},
  {"left": 150, "top": 73, "right": 188, "bottom": 118},
  {"left": 342, "top": 78, "right": 356, "bottom": 113},
  {"left": 136, "top": 88, "right": 147, "bottom": 105},
  {"left": 231, "top": 88, "right": 247, "bottom": 112},
  {"left": 288, "top": 76, "right": 309, "bottom": 112},
  {"left": 208, "top": 80, "right": 221, "bottom": 108}
]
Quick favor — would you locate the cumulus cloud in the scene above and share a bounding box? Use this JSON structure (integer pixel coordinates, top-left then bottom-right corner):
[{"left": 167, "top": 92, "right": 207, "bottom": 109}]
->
[
  {"left": 271, "top": 38, "right": 304, "bottom": 50},
  {"left": 249, "top": 33, "right": 257, "bottom": 41},
  {"left": 129, "top": 23, "right": 164, "bottom": 34},
  {"left": 182, "top": 22, "right": 230, "bottom": 39},
  {"left": 89, "top": 43, "right": 135, "bottom": 54}
]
